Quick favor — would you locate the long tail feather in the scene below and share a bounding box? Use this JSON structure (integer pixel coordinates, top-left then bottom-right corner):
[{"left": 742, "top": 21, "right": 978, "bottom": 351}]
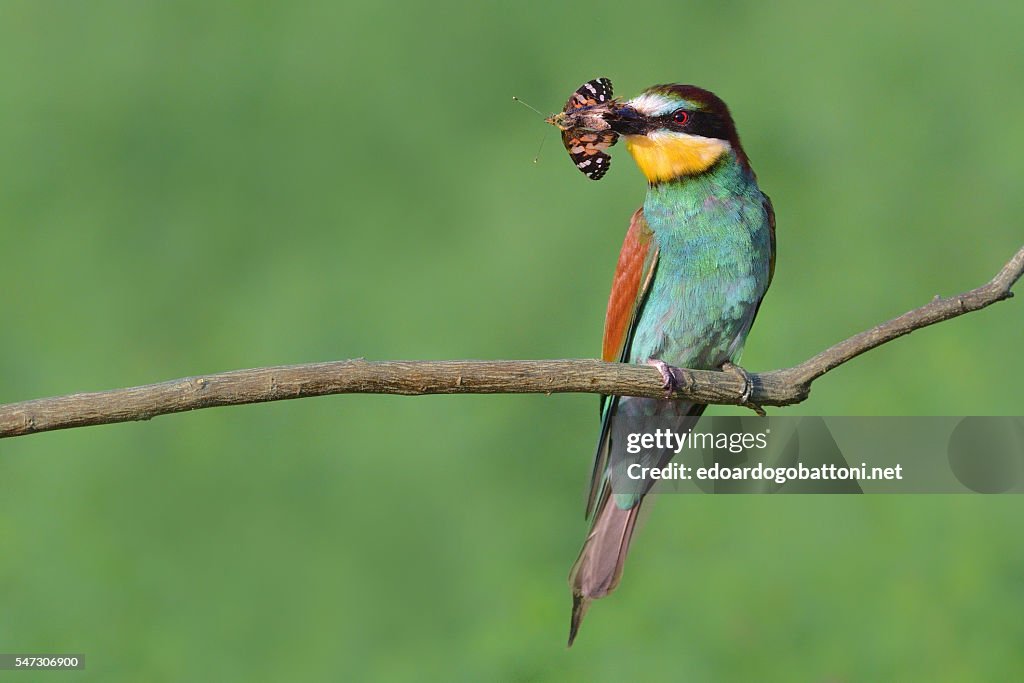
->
[
  {"left": 567, "top": 495, "right": 642, "bottom": 646},
  {"left": 569, "top": 398, "right": 705, "bottom": 645}
]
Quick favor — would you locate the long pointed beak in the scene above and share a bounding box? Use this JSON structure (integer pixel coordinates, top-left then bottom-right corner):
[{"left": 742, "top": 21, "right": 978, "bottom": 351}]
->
[{"left": 607, "top": 105, "right": 647, "bottom": 135}]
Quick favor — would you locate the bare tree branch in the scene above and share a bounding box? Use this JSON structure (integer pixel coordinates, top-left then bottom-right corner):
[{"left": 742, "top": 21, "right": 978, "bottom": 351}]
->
[{"left": 2, "top": 245, "right": 1021, "bottom": 440}]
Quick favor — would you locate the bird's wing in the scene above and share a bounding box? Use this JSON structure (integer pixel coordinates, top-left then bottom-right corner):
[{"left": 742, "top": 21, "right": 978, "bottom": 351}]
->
[
  {"left": 764, "top": 192, "right": 776, "bottom": 288},
  {"left": 586, "top": 208, "right": 659, "bottom": 518},
  {"left": 749, "top": 193, "right": 777, "bottom": 327},
  {"left": 601, "top": 208, "right": 659, "bottom": 365}
]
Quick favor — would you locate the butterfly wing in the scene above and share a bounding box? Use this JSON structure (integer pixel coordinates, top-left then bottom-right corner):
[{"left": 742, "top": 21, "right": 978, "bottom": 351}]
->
[
  {"left": 565, "top": 77, "right": 614, "bottom": 110},
  {"left": 561, "top": 129, "right": 618, "bottom": 180},
  {"left": 557, "top": 78, "right": 619, "bottom": 180}
]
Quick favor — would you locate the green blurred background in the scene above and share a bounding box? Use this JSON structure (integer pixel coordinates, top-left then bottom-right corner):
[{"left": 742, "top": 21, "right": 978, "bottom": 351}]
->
[{"left": 1, "top": 1, "right": 1022, "bottom": 680}]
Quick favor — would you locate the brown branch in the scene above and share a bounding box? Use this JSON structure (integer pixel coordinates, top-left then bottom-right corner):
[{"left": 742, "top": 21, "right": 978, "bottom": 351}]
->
[{"left": 2, "top": 245, "right": 1021, "bottom": 439}]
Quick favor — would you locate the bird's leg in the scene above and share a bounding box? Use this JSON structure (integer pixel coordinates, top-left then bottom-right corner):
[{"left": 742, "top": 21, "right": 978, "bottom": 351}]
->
[
  {"left": 645, "top": 359, "right": 687, "bottom": 399},
  {"left": 720, "top": 361, "right": 766, "bottom": 416}
]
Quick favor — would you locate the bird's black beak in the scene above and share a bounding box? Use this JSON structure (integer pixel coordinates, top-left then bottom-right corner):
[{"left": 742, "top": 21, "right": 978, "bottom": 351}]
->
[{"left": 607, "top": 105, "right": 647, "bottom": 135}]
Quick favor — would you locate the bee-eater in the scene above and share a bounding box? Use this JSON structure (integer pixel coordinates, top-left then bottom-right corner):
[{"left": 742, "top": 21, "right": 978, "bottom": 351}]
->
[{"left": 566, "top": 84, "right": 776, "bottom": 645}]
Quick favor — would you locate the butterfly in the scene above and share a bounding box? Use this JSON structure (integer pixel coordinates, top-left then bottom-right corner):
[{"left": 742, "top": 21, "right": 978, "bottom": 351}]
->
[{"left": 546, "top": 78, "right": 621, "bottom": 180}]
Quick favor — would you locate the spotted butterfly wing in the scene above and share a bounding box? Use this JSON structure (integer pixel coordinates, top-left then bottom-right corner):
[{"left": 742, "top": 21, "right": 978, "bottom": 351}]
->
[
  {"left": 561, "top": 129, "right": 617, "bottom": 180},
  {"left": 560, "top": 78, "right": 619, "bottom": 180},
  {"left": 565, "top": 77, "right": 615, "bottom": 110}
]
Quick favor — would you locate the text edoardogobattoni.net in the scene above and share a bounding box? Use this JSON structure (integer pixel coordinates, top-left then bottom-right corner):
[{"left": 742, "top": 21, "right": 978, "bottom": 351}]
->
[{"left": 624, "top": 428, "right": 904, "bottom": 484}]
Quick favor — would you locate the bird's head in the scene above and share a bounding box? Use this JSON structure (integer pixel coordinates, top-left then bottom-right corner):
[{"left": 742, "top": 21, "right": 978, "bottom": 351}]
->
[{"left": 607, "top": 85, "right": 749, "bottom": 183}]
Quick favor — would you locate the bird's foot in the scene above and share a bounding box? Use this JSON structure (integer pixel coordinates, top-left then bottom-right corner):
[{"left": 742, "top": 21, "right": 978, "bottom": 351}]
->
[
  {"left": 720, "top": 361, "right": 766, "bottom": 416},
  {"left": 646, "top": 359, "right": 687, "bottom": 399}
]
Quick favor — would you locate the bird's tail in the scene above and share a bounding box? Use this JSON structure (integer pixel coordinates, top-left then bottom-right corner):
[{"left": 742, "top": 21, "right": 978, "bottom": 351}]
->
[
  {"left": 567, "top": 397, "right": 706, "bottom": 646},
  {"left": 567, "top": 493, "right": 642, "bottom": 646}
]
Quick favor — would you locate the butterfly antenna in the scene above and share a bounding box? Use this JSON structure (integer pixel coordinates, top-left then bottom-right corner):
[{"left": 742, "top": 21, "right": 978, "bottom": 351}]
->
[
  {"left": 512, "top": 95, "right": 545, "bottom": 117},
  {"left": 512, "top": 95, "right": 551, "bottom": 165},
  {"left": 532, "top": 129, "right": 550, "bottom": 164}
]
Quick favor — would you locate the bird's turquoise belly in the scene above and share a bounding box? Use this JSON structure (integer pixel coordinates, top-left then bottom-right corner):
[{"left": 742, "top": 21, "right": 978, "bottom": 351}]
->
[
  {"left": 631, "top": 168, "right": 773, "bottom": 371},
  {"left": 628, "top": 238, "right": 767, "bottom": 370}
]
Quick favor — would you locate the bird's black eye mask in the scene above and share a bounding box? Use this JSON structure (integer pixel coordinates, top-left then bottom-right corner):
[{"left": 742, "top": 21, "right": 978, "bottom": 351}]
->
[
  {"left": 653, "top": 108, "right": 730, "bottom": 140},
  {"left": 610, "top": 107, "right": 729, "bottom": 141}
]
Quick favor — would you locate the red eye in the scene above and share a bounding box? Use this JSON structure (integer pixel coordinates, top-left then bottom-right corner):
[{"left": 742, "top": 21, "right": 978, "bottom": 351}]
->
[{"left": 672, "top": 110, "right": 689, "bottom": 124}]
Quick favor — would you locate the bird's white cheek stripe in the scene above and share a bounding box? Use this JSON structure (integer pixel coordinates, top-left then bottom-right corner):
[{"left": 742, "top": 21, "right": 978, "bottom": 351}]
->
[{"left": 627, "top": 93, "right": 678, "bottom": 117}]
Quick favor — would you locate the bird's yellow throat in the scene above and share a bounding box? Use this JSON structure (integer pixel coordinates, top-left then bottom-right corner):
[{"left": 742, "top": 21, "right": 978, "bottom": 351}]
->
[{"left": 624, "top": 131, "right": 728, "bottom": 183}]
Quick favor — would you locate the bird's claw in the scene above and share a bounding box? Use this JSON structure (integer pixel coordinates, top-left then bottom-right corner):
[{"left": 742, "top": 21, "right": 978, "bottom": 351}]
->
[
  {"left": 646, "top": 359, "right": 686, "bottom": 399},
  {"left": 720, "top": 362, "right": 766, "bottom": 416}
]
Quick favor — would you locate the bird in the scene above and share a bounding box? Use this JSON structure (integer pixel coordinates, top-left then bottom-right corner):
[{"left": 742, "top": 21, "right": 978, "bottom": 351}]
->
[{"left": 557, "top": 82, "right": 776, "bottom": 645}]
